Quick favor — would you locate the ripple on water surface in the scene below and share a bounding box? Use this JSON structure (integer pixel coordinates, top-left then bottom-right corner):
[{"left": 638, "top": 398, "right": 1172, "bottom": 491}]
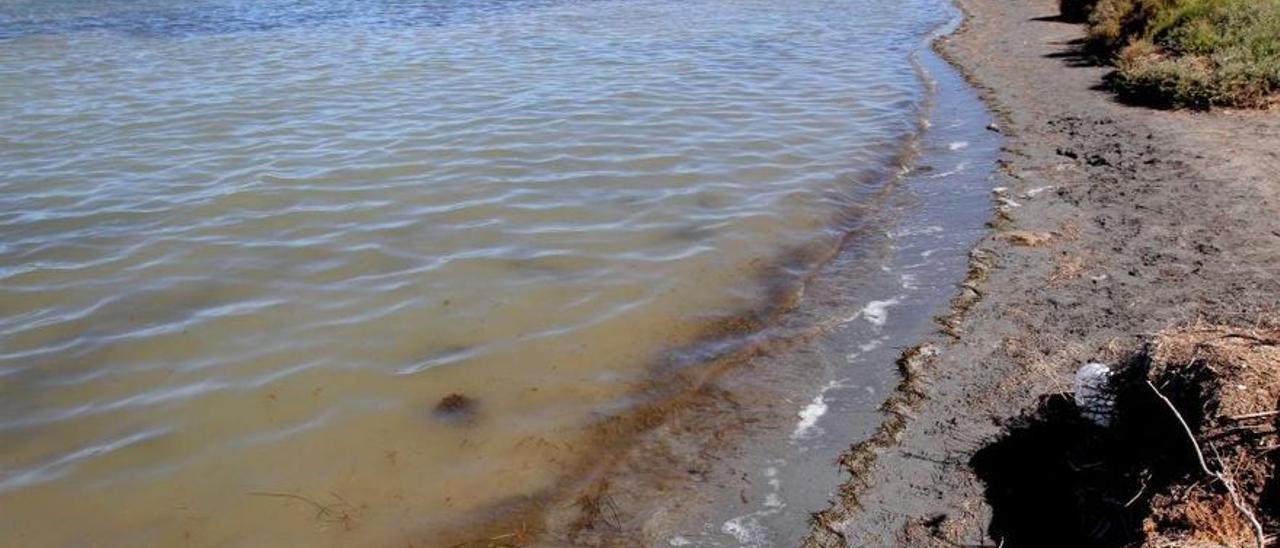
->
[{"left": 1, "top": 0, "right": 953, "bottom": 543}]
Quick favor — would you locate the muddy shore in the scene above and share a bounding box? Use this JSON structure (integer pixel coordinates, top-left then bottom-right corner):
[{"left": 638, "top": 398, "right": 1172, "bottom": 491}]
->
[{"left": 805, "top": 0, "right": 1280, "bottom": 545}]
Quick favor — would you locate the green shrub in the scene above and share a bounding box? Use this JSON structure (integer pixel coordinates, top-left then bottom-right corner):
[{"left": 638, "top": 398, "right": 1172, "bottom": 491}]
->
[
  {"left": 1111, "top": 49, "right": 1218, "bottom": 107},
  {"left": 1079, "top": 0, "right": 1280, "bottom": 108}
]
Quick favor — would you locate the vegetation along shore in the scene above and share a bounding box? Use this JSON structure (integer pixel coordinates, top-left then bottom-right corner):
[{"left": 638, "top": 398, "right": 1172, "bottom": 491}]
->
[{"left": 805, "top": 0, "right": 1280, "bottom": 545}]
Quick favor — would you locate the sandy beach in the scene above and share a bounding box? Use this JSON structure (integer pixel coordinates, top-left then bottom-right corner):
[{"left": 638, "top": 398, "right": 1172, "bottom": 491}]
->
[{"left": 806, "top": 0, "right": 1280, "bottom": 545}]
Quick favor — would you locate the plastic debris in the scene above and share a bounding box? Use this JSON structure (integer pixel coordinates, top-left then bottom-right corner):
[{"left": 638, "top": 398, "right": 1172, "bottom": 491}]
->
[{"left": 1075, "top": 362, "right": 1115, "bottom": 426}]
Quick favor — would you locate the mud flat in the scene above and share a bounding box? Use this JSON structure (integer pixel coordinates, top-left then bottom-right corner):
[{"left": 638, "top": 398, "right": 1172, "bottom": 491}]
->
[{"left": 805, "top": 0, "right": 1280, "bottom": 545}]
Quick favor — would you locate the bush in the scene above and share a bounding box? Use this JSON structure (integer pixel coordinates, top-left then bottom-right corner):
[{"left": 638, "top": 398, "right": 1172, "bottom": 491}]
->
[
  {"left": 1085, "top": 0, "right": 1173, "bottom": 55},
  {"left": 1071, "top": 0, "right": 1280, "bottom": 108},
  {"left": 1110, "top": 46, "right": 1218, "bottom": 108}
]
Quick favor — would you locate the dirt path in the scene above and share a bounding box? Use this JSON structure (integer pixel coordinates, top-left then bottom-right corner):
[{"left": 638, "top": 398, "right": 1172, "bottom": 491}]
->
[{"left": 805, "top": 0, "right": 1280, "bottom": 545}]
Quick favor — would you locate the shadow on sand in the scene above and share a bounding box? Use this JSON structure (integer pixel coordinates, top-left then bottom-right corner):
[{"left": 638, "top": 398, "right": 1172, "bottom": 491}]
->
[{"left": 969, "top": 361, "right": 1206, "bottom": 547}]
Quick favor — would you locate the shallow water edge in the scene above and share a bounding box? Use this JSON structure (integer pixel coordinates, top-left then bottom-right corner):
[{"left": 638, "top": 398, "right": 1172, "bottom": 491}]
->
[
  {"left": 0, "top": 1, "right": 997, "bottom": 545},
  {"left": 436, "top": 7, "right": 1002, "bottom": 546}
]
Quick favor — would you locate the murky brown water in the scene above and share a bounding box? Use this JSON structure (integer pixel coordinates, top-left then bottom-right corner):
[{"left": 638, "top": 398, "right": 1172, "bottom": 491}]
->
[{"left": 2, "top": 0, "right": 959, "bottom": 545}]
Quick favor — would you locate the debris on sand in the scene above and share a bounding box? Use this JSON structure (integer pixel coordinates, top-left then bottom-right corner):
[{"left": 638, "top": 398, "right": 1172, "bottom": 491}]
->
[
  {"left": 1003, "top": 230, "right": 1054, "bottom": 247},
  {"left": 1140, "top": 324, "right": 1279, "bottom": 548},
  {"left": 1074, "top": 362, "right": 1115, "bottom": 427},
  {"left": 972, "top": 323, "right": 1279, "bottom": 547}
]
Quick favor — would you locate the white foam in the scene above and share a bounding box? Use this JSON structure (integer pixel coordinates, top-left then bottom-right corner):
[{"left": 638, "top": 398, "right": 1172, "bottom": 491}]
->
[
  {"left": 900, "top": 272, "right": 919, "bottom": 290},
  {"left": 861, "top": 298, "right": 900, "bottom": 326},
  {"left": 1023, "top": 185, "right": 1055, "bottom": 197},
  {"left": 763, "top": 493, "right": 785, "bottom": 508},
  {"left": 847, "top": 336, "right": 889, "bottom": 363},
  {"left": 792, "top": 392, "right": 828, "bottom": 440},
  {"left": 722, "top": 515, "right": 767, "bottom": 546},
  {"left": 948, "top": 141, "right": 969, "bottom": 151},
  {"left": 892, "top": 225, "right": 944, "bottom": 238},
  {"left": 668, "top": 536, "right": 693, "bottom": 546},
  {"left": 860, "top": 338, "right": 886, "bottom": 353},
  {"left": 721, "top": 462, "right": 788, "bottom": 546},
  {"left": 929, "top": 160, "right": 970, "bottom": 179}
]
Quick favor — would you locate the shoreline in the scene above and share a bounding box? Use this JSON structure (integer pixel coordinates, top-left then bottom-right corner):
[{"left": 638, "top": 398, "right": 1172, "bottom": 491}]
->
[
  {"left": 548, "top": 9, "right": 1004, "bottom": 544},
  {"left": 806, "top": 0, "right": 1280, "bottom": 544},
  {"left": 442, "top": 3, "right": 1007, "bottom": 543}
]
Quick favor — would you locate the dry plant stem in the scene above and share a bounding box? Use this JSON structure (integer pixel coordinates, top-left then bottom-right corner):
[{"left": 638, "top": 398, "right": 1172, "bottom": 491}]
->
[
  {"left": 1230, "top": 410, "right": 1280, "bottom": 421},
  {"left": 1145, "top": 381, "right": 1266, "bottom": 548},
  {"left": 247, "top": 491, "right": 357, "bottom": 529}
]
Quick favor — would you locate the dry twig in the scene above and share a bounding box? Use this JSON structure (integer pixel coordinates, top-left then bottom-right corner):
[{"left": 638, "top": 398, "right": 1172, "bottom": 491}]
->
[
  {"left": 248, "top": 491, "right": 360, "bottom": 530},
  {"left": 1229, "top": 409, "right": 1280, "bottom": 421},
  {"left": 1145, "top": 381, "right": 1265, "bottom": 548}
]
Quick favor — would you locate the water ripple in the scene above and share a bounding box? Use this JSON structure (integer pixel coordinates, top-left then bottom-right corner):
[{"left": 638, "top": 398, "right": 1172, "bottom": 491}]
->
[{"left": 0, "top": 0, "right": 954, "bottom": 543}]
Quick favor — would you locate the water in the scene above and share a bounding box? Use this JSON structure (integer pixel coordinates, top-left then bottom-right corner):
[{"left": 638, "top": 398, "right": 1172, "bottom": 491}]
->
[{"left": 1, "top": 0, "right": 964, "bottom": 545}]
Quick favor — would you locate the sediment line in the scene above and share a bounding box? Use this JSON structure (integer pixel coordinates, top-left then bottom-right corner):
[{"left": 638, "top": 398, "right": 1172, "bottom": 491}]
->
[{"left": 802, "top": 0, "right": 1013, "bottom": 541}]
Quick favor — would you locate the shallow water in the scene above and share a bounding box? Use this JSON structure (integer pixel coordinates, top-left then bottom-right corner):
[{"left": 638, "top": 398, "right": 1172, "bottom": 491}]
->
[{"left": 3, "top": 0, "right": 959, "bottom": 544}]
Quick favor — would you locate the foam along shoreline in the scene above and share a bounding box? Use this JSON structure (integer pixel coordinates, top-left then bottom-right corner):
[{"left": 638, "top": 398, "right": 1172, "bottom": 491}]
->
[{"left": 673, "top": 38, "right": 1001, "bottom": 545}]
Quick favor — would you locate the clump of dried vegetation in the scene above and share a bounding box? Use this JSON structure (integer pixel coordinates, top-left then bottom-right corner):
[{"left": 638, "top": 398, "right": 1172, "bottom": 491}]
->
[
  {"left": 972, "top": 322, "right": 1279, "bottom": 546},
  {"left": 1061, "top": 0, "right": 1280, "bottom": 108},
  {"left": 1140, "top": 323, "right": 1280, "bottom": 547}
]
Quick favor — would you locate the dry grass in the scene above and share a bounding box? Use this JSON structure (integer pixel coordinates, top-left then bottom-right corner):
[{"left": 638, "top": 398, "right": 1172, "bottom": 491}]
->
[
  {"left": 1000, "top": 334, "right": 1076, "bottom": 394},
  {"left": 1146, "top": 485, "right": 1258, "bottom": 547},
  {"left": 1048, "top": 253, "right": 1089, "bottom": 285},
  {"left": 1148, "top": 322, "right": 1280, "bottom": 418},
  {"left": 1140, "top": 322, "right": 1280, "bottom": 546},
  {"left": 968, "top": 322, "right": 1278, "bottom": 546},
  {"left": 1003, "top": 230, "right": 1055, "bottom": 247}
]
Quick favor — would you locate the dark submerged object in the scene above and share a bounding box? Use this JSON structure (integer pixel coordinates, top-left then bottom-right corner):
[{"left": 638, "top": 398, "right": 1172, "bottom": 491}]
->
[{"left": 434, "top": 393, "right": 477, "bottom": 421}]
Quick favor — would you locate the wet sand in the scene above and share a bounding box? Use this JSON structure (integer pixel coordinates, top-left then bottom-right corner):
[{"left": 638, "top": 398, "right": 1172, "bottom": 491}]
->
[{"left": 805, "top": 0, "right": 1280, "bottom": 545}]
